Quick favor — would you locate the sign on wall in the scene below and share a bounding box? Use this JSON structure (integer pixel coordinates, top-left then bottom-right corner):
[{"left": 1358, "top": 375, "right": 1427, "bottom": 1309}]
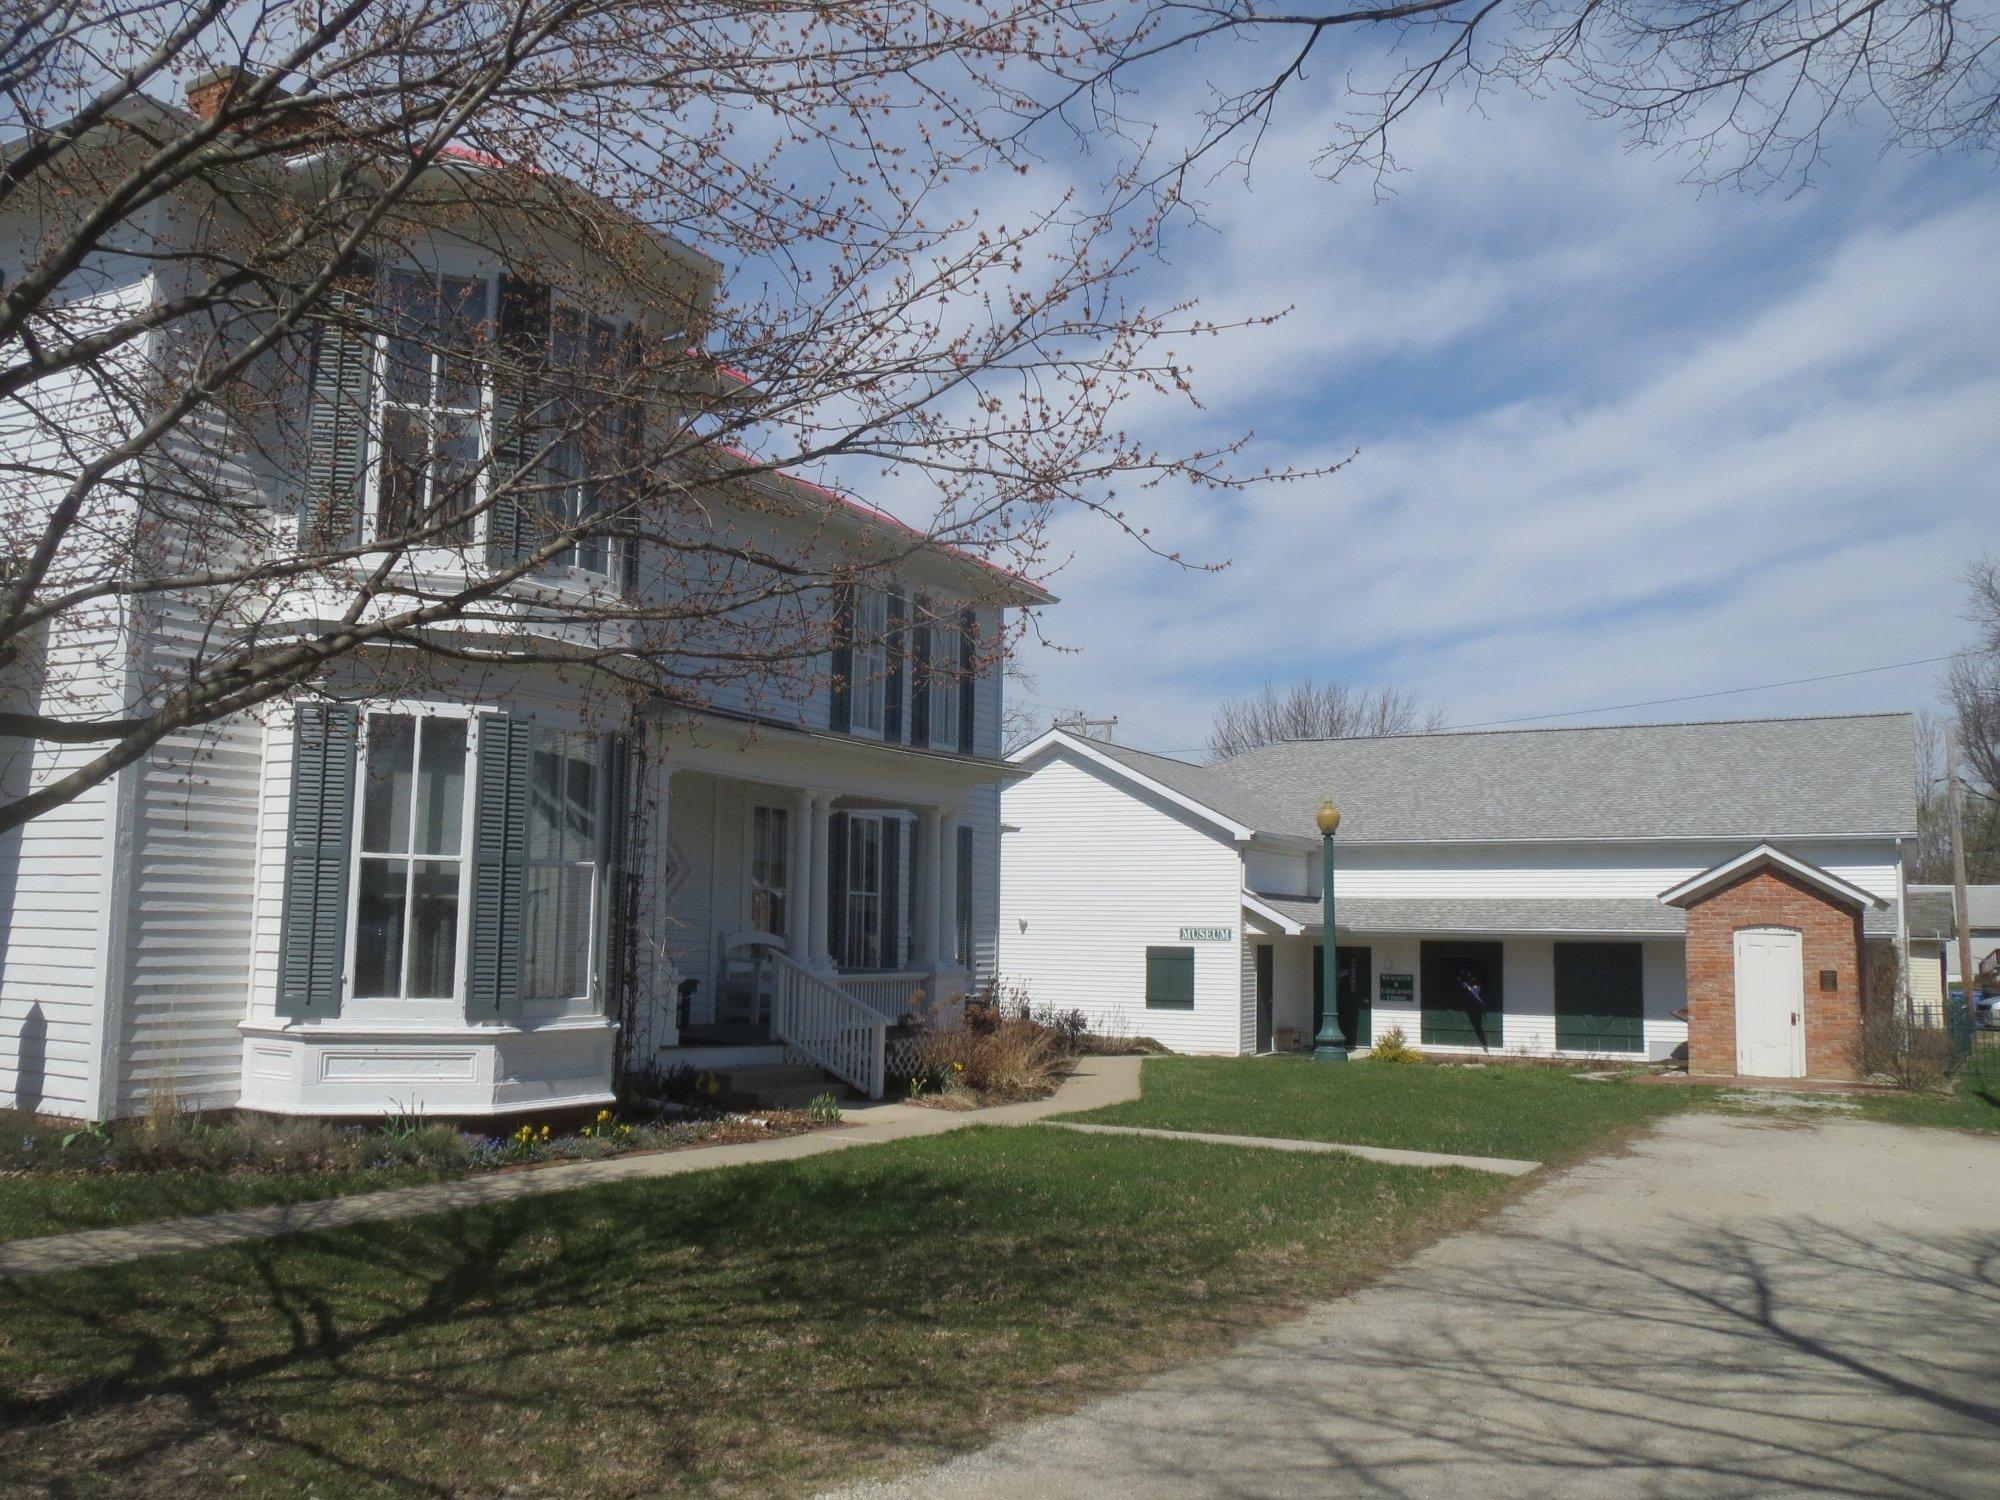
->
[
  {"left": 1379, "top": 973, "right": 1415, "bottom": 1005},
  {"left": 1179, "top": 926, "right": 1235, "bottom": 942}
]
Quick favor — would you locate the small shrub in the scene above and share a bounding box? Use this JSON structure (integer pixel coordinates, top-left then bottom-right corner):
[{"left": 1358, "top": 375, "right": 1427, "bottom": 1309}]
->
[
  {"left": 1368, "top": 1026, "right": 1423, "bottom": 1064},
  {"left": 806, "top": 1092, "right": 843, "bottom": 1123},
  {"left": 1862, "top": 1007, "right": 1959, "bottom": 1092}
]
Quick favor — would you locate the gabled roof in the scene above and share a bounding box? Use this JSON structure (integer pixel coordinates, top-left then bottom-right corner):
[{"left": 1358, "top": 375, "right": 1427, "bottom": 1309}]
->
[
  {"left": 1906, "top": 886, "right": 1959, "bottom": 942},
  {"left": 1911, "top": 884, "right": 2000, "bottom": 932},
  {"left": 1658, "top": 843, "right": 1887, "bottom": 910},
  {"left": 1026, "top": 714, "right": 1916, "bottom": 844}
]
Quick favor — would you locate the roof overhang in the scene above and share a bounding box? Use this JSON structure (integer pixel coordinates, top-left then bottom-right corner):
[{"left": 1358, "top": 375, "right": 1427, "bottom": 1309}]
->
[
  {"left": 1657, "top": 843, "right": 1888, "bottom": 911},
  {"left": 1013, "top": 729, "right": 1253, "bottom": 842},
  {"left": 647, "top": 705, "right": 1021, "bottom": 806},
  {"left": 1242, "top": 891, "right": 1307, "bottom": 936}
]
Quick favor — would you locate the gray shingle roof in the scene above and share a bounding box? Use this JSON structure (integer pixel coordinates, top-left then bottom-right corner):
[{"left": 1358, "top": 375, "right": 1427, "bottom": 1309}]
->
[
  {"left": 1906, "top": 887, "right": 1959, "bottom": 941},
  {"left": 1085, "top": 713, "right": 1916, "bottom": 843},
  {"left": 1910, "top": 884, "right": 2000, "bottom": 933},
  {"left": 1247, "top": 892, "right": 1899, "bottom": 938}
]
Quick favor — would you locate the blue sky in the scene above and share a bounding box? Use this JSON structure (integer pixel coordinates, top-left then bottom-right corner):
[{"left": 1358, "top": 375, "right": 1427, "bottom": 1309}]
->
[{"left": 962, "top": 58, "right": 2000, "bottom": 758}]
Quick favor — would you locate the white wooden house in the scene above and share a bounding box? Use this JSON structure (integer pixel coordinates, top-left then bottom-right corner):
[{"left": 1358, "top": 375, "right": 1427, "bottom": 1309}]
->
[
  {"left": 1000, "top": 715, "right": 1918, "bottom": 1080},
  {"left": 0, "top": 83, "right": 1048, "bottom": 1122}
]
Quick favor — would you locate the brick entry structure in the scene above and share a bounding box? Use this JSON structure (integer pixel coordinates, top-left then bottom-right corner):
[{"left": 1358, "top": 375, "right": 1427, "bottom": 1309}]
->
[{"left": 1678, "top": 862, "right": 1868, "bottom": 1081}]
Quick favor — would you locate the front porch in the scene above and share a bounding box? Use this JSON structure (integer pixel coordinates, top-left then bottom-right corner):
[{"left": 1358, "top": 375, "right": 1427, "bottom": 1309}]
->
[{"left": 645, "top": 711, "right": 1005, "bottom": 1094}]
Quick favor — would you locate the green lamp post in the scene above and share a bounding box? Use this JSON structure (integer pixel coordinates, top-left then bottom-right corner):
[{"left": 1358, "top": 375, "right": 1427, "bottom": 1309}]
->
[{"left": 1314, "top": 798, "right": 1348, "bottom": 1062}]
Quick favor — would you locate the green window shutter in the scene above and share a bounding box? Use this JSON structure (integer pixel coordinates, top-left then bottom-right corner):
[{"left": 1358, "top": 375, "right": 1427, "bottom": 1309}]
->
[
  {"left": 910, "top": 610, "right": 931, "bottom": 746},
  {"left": 884, "top": 590, "right": 906, "bottom": 743},
  {"left": 488, "top": 275, "right": 550, "bottom": 570},
  {"left": 958, "top": 607, "right": 976, "bottom": 754},
  {"left": 301, "top": 259, "right": 376, "bottom": 548},
  {"left": 599, "top": 733, "right": 640, "bottom": 1020},
  {"left": 1553, "top": 942, "right": 1645, "bottom": 1054},
  {"left": 619, "top": 327, "right": 646, "bottom": 598},
  {"left": 277, "top": 702, "right": 359, "bottom": 1019},
  {"left": 829, "top": 590, "right": 854, "bottom": 731},
  {"left": 468, "top": 714, "right": 532, "bottom": 1019},
  {"left": 1145, "top": 946, "right": 1195, "bottom": 1009}
]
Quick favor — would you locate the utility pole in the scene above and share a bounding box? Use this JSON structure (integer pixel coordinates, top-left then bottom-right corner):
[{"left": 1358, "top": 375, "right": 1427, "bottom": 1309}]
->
[
  {"left": 1052, "top": 712, "right": 1118, "bottom": 743},
  {"left": 1949, "top": 722, "right": 1977, "bottom": 1009}
]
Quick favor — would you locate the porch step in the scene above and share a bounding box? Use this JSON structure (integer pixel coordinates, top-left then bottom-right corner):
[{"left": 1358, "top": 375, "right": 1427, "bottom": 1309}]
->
[{"left": 725, "top": 1063, "right": 841, "bottom": 1110}]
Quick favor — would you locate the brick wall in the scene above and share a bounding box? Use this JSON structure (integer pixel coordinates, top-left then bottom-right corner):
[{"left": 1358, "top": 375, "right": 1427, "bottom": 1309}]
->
[{"left": 1684, "top": 866, "right": 1864, "bottom": 1081}]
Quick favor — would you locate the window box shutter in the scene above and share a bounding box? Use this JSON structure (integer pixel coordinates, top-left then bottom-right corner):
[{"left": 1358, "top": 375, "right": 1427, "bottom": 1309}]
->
[
  {"left": 488, "top": 276, "right": 551, "bottom": 570},
  {"left": 958, "top": 607, "right": 977, "bottom": 753},
  {"left": 884, "top": 590, "right": 906, "bottom": 743},
  {"left": 277, "top": 702, "right": 359, "bottom": 1019},
  {"left": 468, "top": 713, "right": 532, "bottom": 1019},
  {"left": 830, "top": 589, "right": 854, "bottom": 731},
  {"left": 826, "top": 811, "right": 849, "bottom": 967},
  {"left": 1145, "top": 946, "right": 1196, "bottom": 1009},
  {"left": 301, "top": 258, "right": 375, "bottom": 548}
]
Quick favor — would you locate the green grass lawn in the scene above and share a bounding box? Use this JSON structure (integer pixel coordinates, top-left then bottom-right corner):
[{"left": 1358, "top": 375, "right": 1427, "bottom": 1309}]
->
[
  {"left": 1831, "top": 1076, "right": 2000, "bottom": 1134},
  {"left": 1061, "top": 1055, "right": 1704, "bottom": 1163},
  {"left": 0, "top": 1165, "right": 461, "bottom": 1243},
  {"left": 0, "top": 1125, "right": 1509, "bottom": 1497}
]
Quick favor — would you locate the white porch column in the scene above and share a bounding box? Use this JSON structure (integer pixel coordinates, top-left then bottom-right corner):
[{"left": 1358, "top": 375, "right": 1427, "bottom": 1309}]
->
[
  {"left": 809, "top": 793, "right": 835, "bottom": 970},
  {"left": 653, "top": 765, "right": 680, "bottom": 1048},
  {"left": 912, "top": 807, "right": 944, "bottom": 967},
  {"left": 788, "top": 787, "right": 816, "bottom": 962}
]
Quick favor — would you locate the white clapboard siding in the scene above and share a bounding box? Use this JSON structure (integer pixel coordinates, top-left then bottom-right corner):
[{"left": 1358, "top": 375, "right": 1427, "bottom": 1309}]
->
[{"left": 998, "top": 751, "right": 1245, "bottom": 1053}]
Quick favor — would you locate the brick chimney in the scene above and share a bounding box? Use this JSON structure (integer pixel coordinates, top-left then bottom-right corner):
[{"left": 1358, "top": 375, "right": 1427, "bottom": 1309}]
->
[{"left": 184, "top": 65, "right": 268, "bottom": 122}]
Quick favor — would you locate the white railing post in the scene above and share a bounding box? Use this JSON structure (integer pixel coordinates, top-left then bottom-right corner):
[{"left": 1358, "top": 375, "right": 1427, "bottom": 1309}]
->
[{"left": 768, "top": 949, "right": 886, "bottom": 1099}]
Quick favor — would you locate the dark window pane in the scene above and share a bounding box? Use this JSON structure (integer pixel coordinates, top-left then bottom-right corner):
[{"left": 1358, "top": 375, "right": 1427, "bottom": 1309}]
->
[
  {"left": 378, "top": 408, "right": 427, "bottom": 539},
  {"left": 408, "top": 860, "right": 459, "bottom": 997},
  {"left": 354, "top": 858, "right": 407, "bottom": 997},
  {"left": 414, "top": 718, "right": 467, "bottom": 855},
  {"left": 361, "top": 715, "right": 415, "bottom": 852},
  {"left": 529, "top": 744, "right": 563, "bottom": 860}
]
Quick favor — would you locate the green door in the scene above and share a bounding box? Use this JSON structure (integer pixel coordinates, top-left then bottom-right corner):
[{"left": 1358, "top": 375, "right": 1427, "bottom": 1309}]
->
[
  {"left": 1421, "top": 941, "right": 1504, "bottom": 1050},
  {"left": 1255, "top": 944, "right": 1275, "bottom": 1052},
  {"left": 1554, "top": 942, "right": 1645, "bottom": 1054},
  {"left": 1312, "top": 945, "right": 1373, "bottom": 1048}
]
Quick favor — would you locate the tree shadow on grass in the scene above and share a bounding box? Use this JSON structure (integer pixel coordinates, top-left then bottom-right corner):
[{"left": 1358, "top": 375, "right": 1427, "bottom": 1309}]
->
[{"left": 0, "top": 1132, "right": 1427, "bottom": 1495}]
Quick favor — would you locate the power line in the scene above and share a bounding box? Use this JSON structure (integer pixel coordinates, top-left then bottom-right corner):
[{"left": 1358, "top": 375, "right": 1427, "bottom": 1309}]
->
[{"left": 1445, "top": 652, "right": 1969, "bottom": 732}]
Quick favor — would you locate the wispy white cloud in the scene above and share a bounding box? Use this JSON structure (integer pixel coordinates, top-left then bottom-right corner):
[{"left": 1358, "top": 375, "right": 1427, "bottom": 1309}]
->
[{"left": 1012, "top": 86, "right": 2000, "bottom": 756}]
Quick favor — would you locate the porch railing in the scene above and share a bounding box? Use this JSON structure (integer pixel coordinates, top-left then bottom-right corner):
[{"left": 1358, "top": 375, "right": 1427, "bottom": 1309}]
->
[
  {"left": 839, "top": 971, "right": 936, "bottom": 1022},
  {"left": 770, "top": 951, "right": 886, "bottom": 1099}
]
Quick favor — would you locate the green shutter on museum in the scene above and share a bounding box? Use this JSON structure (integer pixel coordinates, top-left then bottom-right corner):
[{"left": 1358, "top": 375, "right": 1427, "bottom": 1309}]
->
[
  {"left": 1145, "top": 946, "right": 1195, "bottom": 1009},
  {"left": 1553, "top": 942, "right": 1645, "bottom": 1054}
]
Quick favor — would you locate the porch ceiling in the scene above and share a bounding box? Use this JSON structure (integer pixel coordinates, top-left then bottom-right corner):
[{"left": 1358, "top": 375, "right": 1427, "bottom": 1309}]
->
[{"left": 649, "top": 706, "right": 1020, "bottom": 805}]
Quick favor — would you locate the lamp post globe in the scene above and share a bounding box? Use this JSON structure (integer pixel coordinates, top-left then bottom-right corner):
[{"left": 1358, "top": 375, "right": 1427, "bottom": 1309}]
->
[{"left": 1314, "top": 800, "right": 1348, "bottom": 1062}]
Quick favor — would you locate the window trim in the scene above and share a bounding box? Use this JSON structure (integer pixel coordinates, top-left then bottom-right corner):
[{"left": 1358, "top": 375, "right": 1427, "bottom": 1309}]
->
[{"left": 1144, "top": 945, "right": 1197, "bottom": 1010}]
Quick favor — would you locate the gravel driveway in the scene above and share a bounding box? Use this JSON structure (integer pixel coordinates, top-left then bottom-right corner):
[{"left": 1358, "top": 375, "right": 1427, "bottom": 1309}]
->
[{"left": 831, "top": 1110, "right": 2000, "bottom": 1498}]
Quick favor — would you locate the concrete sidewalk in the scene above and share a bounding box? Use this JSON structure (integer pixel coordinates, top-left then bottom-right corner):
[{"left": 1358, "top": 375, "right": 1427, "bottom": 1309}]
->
[
  {"left": 0, "top": 1054, "right": 1144, "bottom": 1279},
  {"left": 830, "top": 1112, "right": 2000, "bottom": 1499},
  {"left": 1049, "top": 1121, "right": 1541, "bottom": 1175}
]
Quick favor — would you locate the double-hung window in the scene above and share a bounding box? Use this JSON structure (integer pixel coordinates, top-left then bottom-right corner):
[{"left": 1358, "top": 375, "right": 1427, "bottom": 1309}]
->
[
  {"left": 749, "top": 806, "right": 789, "bottom": 935},
  {"left": 353, "top": 713, "right": 469, "bottom": 1000},
  {"left": 842, "top": 814, "right": 884, "bottom": 969},
  {"left": 378, "top": 270, "right": 488, "bottom": 546},
  {"left": 848, "top": 589, "right": 888, "bottom": 736},
  {"left": 541, "top": 305, "right": 623, "bottom": 582},
  {"left": 523, "top": 730, "right": 601, "bottom": 1004},
  {"left": 927, "top": 606, "right": 962, "bottom": 749}
]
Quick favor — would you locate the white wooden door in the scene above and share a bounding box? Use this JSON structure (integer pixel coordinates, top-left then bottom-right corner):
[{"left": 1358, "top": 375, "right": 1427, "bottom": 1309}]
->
[{"left": 1734, "top": 928, "right": 1805, "bottom": 1078}]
